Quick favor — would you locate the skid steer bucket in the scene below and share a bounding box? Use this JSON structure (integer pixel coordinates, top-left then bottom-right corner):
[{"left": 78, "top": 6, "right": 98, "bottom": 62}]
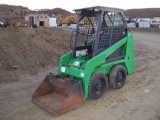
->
[{"left": 32, "top": 74, "right": 85, "bottom": 115}]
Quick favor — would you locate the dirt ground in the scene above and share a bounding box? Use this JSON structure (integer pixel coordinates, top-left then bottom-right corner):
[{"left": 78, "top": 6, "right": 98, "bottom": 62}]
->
[{"left": 0, "top": 31, "right": 160, "bottom": 120}]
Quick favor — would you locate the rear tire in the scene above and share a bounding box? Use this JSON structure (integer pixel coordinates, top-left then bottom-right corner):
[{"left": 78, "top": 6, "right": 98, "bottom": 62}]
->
[
  {"left": 109, "top": 65, "right": 127, "bottom": 89},
  {"left": 89, "top": 72, "right": 108, "bottom": 99}
]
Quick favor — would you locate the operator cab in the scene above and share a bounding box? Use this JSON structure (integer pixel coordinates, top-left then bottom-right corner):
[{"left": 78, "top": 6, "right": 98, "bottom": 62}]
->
[{"left": 71, "top": 6, "right": 127, "bottom": 60}]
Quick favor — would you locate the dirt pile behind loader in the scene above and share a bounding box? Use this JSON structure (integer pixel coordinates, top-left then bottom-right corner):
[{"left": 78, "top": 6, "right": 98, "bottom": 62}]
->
[{"left": 0, "top": 27, "right": 71, "bottom": 83}]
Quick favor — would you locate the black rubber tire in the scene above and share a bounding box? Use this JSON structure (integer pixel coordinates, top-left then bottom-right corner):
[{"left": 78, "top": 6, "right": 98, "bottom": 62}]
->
[
  {"left": 109, "top": 65, "right": 127, "bottom": 89},
  {"left": 89, "top": 72, "right": 108, "bottom": 99}
]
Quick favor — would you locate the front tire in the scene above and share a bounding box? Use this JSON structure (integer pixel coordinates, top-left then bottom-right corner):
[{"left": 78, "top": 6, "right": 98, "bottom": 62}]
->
[
  {"left": 89, "top": 72, "right": 108, "bottom": 99},
  {"left": 109, "top": 65, "right": 127, "bottom": 89}
]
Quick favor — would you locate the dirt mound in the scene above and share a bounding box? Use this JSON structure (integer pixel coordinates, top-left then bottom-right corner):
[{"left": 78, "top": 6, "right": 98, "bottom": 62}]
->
[
  {"left": 39, "top": 8, "right": 72, "bottom": 17},
  {"left": 0, "top": 27, "right": 71, "bottom": 83},
  {"left": 0, "top": 4, "right": 31, "bottom": 22},
  {"left": 125, "top": 8, "right": 160, "bottom": 18}
]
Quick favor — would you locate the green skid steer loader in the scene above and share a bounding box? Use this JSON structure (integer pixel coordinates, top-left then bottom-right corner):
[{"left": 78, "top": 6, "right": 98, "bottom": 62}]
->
[{"left": 32, "top": 6, "right": 134, "bottom": 115}]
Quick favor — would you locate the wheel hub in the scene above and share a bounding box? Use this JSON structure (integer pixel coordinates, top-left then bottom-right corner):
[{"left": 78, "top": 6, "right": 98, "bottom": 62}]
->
[
  {"left": 117, "top": 72, "right": 123, "bottom": 82},
  {"left": 97, "top": 81, "right": 102, "bottom": 90},
  {"left": 95, "top": 79, "right": 104, "bottom": 92}
]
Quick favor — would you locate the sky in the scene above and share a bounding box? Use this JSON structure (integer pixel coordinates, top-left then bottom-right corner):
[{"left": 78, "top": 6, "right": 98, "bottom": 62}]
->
[{"left": 0, "top": 0, "right": 160, "bottom": 12}]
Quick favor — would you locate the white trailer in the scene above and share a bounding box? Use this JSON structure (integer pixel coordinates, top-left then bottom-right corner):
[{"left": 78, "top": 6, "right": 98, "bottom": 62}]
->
[
  {"left": 127, "top": 23, "right": 136, "bottom": 28},
  {"left": 49, "top": 18, "right": 57, "bottom": 27},
  {"left": 139, "top": 21, "right": 150, "bottom": 28},
  {"left": 150, "top": 17, "right": 160, "bottom": 27}
]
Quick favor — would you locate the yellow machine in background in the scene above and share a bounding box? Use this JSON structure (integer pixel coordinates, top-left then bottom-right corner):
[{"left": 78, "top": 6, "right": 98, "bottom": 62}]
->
[
  {"left": 15, "top": 22, "right": 24, "bottom": 27},
  {"left": 57, "top": 14, "right": 77, "bottom": 26},
  {"left": 61, "top": 15, "right": 77, "bottom": 25},
  {"left": 56, "top": 14, "right": 63, "bottom": 26},
  {"left": 10, "top": 21, "right": 24, "bottom": 27}
]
